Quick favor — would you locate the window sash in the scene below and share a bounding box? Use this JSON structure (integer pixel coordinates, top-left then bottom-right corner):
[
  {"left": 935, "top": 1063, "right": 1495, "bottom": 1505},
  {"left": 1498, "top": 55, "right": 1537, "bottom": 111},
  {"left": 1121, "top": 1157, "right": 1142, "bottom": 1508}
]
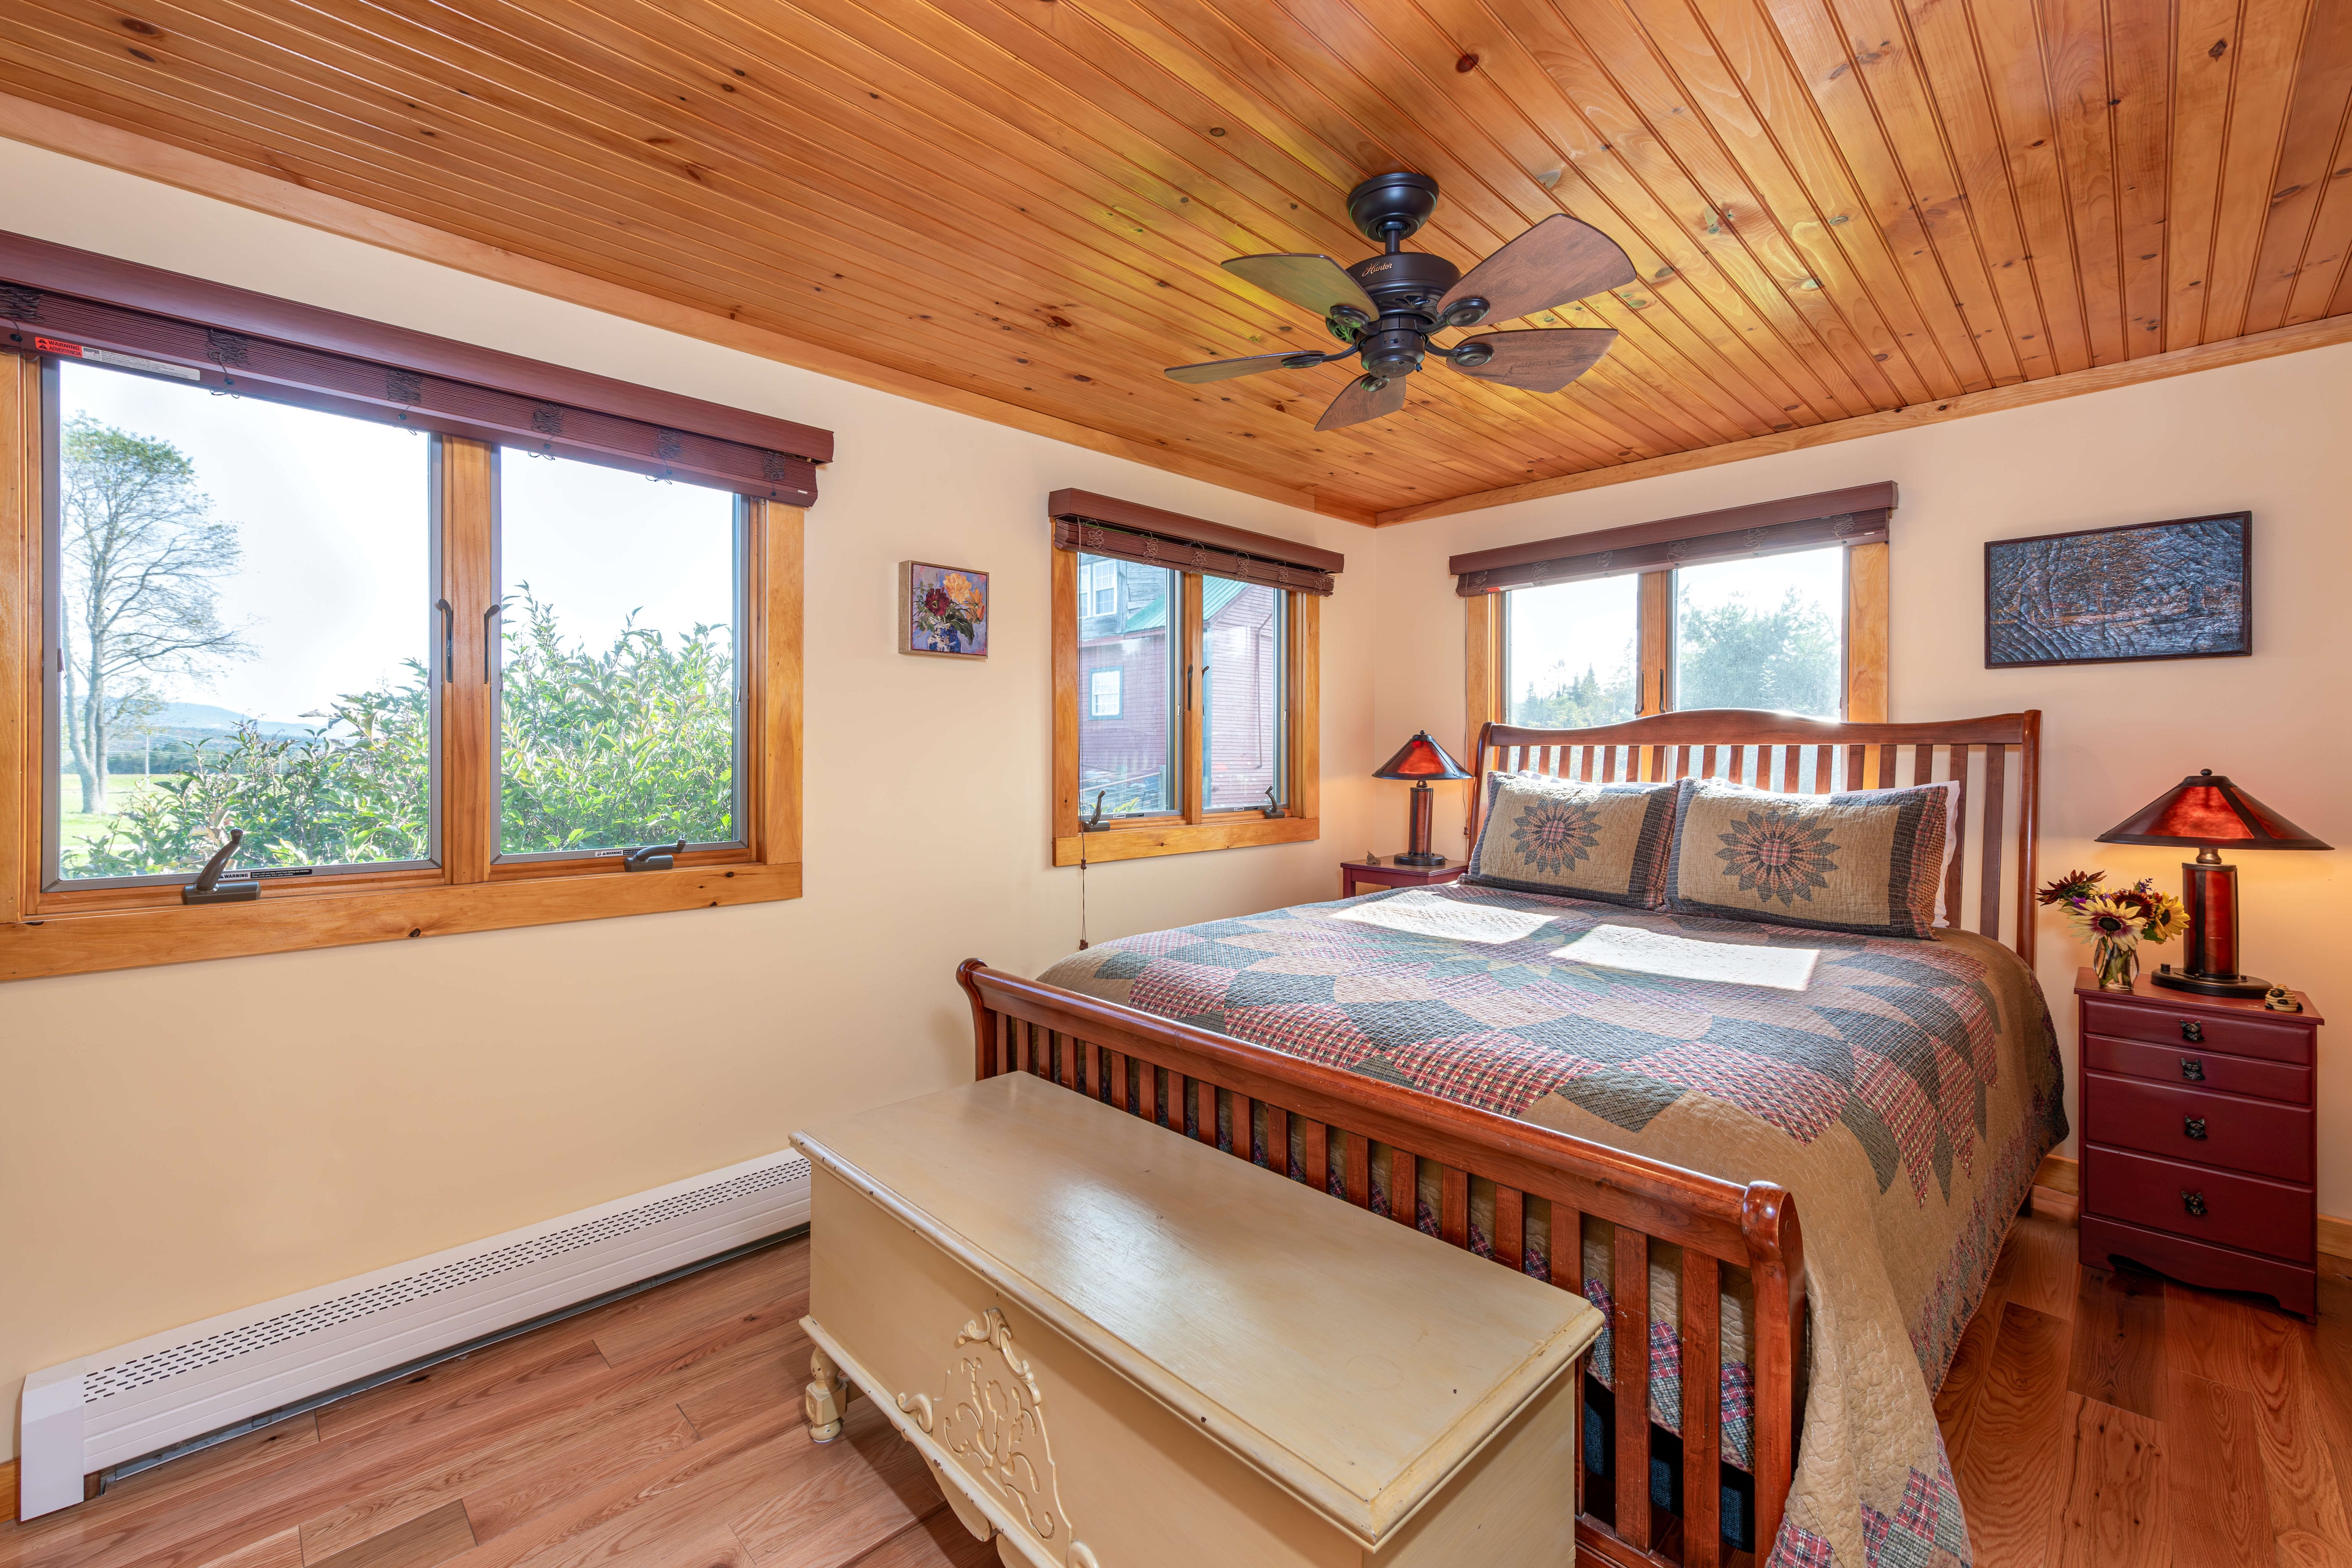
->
[
  {"left": 489, "top": 448, "right": 751, "bottom": 864},
  {"left": 37, "top": 355, "right": 444, "bottom": 891},
  {"left": 1052, "top": 546, "right": 1319, "bottom": 865}
]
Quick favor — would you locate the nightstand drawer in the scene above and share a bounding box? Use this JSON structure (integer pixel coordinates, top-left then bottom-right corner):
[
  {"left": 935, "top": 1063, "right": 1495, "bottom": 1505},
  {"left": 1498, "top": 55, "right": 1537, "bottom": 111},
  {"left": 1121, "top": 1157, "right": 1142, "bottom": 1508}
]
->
[
  {"left": 2079, "top": 997, "right": 2311, "bottom": 1064},
  {"left": 2081, "top": 1072, "right": 2312, "bottom": 1182},
  {"left": 2082, "top": 1144, "right": 2314, "bottom": 1263},
  {"left": 2082, "top": 1033, "right": 2311, "bottom": 1104}
]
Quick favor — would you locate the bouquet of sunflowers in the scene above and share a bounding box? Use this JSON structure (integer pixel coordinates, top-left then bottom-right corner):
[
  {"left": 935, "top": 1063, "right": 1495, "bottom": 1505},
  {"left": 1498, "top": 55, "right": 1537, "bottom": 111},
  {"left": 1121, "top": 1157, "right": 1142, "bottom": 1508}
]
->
[{"left": 2037, "top": 869, "right": 2189, "bottom": 990}]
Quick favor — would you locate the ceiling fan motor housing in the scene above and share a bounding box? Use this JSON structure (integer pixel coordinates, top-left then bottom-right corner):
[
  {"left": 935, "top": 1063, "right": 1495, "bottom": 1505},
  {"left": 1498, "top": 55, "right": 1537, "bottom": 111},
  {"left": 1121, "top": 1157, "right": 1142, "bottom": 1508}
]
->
[{"left": 1344, "top": 251, "right": 1460, "bottom": 376}]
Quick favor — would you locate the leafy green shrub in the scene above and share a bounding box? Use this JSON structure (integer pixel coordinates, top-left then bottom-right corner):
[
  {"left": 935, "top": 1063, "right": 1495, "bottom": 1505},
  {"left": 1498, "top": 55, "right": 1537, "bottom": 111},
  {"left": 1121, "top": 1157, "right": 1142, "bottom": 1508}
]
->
[{"left": 63, "top": 592, "right": 734, "bottom": 877}]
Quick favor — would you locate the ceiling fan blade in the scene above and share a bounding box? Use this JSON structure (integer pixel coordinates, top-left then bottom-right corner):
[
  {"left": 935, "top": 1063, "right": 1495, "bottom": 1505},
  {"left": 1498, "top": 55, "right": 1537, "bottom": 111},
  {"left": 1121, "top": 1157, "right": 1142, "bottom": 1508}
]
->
[
  {"left": 1163, "top": 351, "right": 1324, "bottom": 385},
  {"left": 1314, "top": 373, "right": 1409, "bottom": 432},
  {"left": 1449, "top": 328, "right": 1620, "bottom": 393},
  {"left": 1438, "top": 214, "right": 1639, "bottom": 326},
  {"left": 1223, "top": 254, "right": 1379, "bottom": 320}
]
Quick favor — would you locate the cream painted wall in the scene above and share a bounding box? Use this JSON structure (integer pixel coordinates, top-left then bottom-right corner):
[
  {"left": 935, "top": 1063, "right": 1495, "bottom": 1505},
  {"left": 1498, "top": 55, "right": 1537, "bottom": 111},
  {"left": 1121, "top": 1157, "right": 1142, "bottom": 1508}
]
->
[
  {"left": 1369, "top": 344, "right": 2352, "bottom": 1216},
  {"left": 0, "top": 140, "right": 1381, "bottom": 1461}
]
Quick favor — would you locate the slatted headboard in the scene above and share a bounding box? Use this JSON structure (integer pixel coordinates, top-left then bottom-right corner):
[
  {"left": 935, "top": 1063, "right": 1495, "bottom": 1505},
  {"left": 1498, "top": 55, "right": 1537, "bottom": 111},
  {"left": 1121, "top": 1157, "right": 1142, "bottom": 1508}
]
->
[{"left": 1469, "top": 709, "right": 2043, "bottom": 963}]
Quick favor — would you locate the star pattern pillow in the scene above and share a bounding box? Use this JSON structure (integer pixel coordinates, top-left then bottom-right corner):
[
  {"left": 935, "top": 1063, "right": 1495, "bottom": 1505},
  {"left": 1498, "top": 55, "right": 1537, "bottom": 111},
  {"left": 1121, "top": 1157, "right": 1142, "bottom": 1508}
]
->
[
  {"left": 1464, "top": 772, "right": 1680, "bottom": 907},
  {"left": 1666, "top": 778, "right": 1951, "bottom": 939}
]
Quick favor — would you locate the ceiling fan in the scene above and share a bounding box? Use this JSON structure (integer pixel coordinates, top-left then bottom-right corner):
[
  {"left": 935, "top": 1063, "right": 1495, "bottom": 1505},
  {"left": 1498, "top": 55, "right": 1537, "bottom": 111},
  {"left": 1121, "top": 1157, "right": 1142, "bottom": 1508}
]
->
[{"left": 1164, "top": 172, "right": 1640, "bottom": 432}]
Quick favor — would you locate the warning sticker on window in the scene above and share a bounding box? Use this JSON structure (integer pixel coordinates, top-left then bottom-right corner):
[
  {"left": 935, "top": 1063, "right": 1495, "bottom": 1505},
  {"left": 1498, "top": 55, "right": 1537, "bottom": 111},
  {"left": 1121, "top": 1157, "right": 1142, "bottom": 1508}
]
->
[{"left": 32, "top": 338, "right": 202, "bottom": 381}]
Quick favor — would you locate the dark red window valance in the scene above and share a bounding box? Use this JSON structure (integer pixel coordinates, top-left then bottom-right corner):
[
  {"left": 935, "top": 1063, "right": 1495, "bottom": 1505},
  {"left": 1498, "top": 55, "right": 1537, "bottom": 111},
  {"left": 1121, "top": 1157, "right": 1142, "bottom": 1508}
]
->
[
  {"left": 1449, "top": 482, "right": 1897, "bottom": 596},
  {"left": 0, "top": 232, "right": 830, "bottom": 504},
  {"left": 1049, "top": 488, "right": 1343, "bottom": 597}
]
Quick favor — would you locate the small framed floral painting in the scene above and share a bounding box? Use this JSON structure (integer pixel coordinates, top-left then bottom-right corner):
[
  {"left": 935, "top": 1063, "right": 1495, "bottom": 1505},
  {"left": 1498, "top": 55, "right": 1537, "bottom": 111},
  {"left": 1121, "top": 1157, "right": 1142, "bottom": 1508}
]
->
[{"left": 900, "top": 561, "right": 989, "bottom": 658}]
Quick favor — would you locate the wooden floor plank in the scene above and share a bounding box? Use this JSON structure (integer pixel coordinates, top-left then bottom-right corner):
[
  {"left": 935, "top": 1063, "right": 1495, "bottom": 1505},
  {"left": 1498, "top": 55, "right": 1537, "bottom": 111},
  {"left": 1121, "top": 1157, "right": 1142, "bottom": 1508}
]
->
[
  {"left": 2246, "top": 1311, "right": 2352, "bottom": 1564},
  {"left": 2166, "top": 1371, "right": 2271, "bottom": 1567},
  {"left": 723, "top": 1408, "right": 940, "bottom": 1568},
  {"left": 2066, "top": 1267, "right": 2166, "bottom": 1420},
  {"left": 433, "top": 1408, "right": 807, "bottom": 1568},
  {"left": 1951, "top": 1303, "right": 2072, "bottom": 1568},
  {"left": 841, "top": 1513, "right": 996, "bottom": 1568},
  {"left": 2161, "top": 1279, "right": 2260, "bottom": 1392},
  {"left": 1998, "top": 1208, "right": 2083, "bottom": 1323},
  {"left": 192, "top": 1529, "right": 303, "bottom": 1568},
  {"left": 589, "top": 1245, "right": 809, "bottom": 1370},
  {"left": 2051, "top": 1394, "right": 2166, "bottom": 1568},
  {"left": 1933, "top": 1250, "right": 2010, "bottom": 1463},
  {"left": 303, "top": 1502, "right": 472, "bottom": 1568},
  {"left": 459, "top": 1408, "right": 700, "bottom": 1544}
]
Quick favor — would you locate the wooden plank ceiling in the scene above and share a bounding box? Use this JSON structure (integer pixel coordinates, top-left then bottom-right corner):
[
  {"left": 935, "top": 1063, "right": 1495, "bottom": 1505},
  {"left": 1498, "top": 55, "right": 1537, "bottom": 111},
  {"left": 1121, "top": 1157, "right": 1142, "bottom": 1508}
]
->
[{"left": 2, "top": 0, "right": 2349, "bottom": 522}]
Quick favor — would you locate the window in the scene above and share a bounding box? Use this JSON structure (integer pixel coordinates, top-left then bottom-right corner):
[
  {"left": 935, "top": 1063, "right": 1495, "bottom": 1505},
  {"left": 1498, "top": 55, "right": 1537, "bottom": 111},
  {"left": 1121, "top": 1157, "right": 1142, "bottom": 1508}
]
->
[
  {"left": 1673, "top": 548, "right": 1845, "bottom": 718},
  {"left": 1501, "top": 576, "right": 1639, "bottom": 728},
  {"left": 1082, "top": 559, "right": 1120, "bottom": 619},
  {"left": 1050, "top": 492, "right": 1330, "bottom": 865},
  {"left": 3, "top": 284, "right": 817, "bottom": 981},
  {"left": 1467, "top": 488, "right": 1893, "bottom": 762},
  {"left": 48, "top": 357, "right": 434, "bottom": 886},
  {"left": 1202, "top": 578, "right": 1285, "bottom": 812},
  {"left": 1493, "top": 545, "right": 1868, "bottom": 735},
  {"left": 1089, "top": 667, "right": 1122, "bottom": 718},
  {"left": 497, "top": 453, "right": 743, "bottom": 858}
]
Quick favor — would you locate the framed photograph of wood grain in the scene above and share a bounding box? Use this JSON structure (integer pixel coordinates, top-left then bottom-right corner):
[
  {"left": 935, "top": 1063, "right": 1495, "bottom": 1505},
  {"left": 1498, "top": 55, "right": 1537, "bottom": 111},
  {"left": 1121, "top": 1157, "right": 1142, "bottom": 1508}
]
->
[
  {"left": 900, "top": 561, "right": 989, "bottom": 658},
  {"left": 1985, "top": 513, "right": 2250, "bottom": 668}
]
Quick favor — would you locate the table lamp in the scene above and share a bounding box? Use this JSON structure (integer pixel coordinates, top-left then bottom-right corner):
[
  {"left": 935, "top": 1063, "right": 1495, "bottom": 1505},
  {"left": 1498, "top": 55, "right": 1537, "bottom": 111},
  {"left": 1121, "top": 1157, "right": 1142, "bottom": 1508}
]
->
[
  {"left": 1373, "top": 731, "right": 1472, "bottom": 867},
  {"left": 2096, "top": 769, "right": 2331, "bottom": 997}
]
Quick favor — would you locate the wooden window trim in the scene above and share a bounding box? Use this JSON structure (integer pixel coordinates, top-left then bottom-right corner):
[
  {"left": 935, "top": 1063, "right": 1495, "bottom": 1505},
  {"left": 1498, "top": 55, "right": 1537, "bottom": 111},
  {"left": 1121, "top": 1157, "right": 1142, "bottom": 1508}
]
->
[
  {"left": 1, "top": 352, "right": 803, "bottom": 982},
  {"left": 1465, "top": 537, "right": 1890, "bottom": 813},
  {"left": 1052, "top": 546, "right": 1319, "bottom": 867}
]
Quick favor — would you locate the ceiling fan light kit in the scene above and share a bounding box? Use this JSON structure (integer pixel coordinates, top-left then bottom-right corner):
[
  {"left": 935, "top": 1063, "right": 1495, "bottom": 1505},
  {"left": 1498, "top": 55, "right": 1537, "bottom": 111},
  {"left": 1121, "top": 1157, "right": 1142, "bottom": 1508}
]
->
[{"left": 1162, "top": 172, "right": 1640, "bottom": 431}]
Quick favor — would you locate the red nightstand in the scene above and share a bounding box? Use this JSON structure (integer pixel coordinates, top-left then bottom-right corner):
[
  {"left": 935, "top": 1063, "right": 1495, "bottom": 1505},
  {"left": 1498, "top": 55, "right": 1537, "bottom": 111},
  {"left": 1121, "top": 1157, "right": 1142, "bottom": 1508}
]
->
[
  {"left": 1341, "top": 855, "right": 1468, "bottom": 900},
  {"left": 2075, "top": 968, "right": 2323, "bottom": 1317}
]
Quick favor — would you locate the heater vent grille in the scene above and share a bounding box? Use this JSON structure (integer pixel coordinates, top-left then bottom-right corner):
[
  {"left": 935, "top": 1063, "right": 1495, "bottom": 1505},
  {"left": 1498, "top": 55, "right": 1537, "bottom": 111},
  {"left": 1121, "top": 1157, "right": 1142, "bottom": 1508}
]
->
[{"left": 82, "top": 1155, "right": 811, "bottom": 1403}]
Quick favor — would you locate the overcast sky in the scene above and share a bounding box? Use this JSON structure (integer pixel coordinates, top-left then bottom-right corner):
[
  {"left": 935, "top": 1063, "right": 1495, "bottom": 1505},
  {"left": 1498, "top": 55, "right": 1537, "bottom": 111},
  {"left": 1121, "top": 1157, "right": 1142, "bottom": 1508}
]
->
[{"left": 63, "top": 361, "right": 734, "bottom": 725}]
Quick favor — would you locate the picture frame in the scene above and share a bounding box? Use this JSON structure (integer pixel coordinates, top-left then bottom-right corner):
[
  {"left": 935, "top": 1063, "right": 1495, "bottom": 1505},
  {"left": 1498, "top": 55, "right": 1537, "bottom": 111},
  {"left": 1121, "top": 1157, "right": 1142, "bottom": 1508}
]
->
[
  {"left": 1985, "top": 512, "right": 2250, "bottom": 669},
  {"left": 900, "top": 560, "right": 989, "bottom": 659}
]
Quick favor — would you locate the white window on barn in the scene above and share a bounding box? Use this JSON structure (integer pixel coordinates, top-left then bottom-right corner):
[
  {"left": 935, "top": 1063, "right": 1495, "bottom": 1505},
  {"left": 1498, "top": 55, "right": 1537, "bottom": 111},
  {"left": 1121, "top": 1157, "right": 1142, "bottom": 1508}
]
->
[{"left": 1090, "top": 668, "right": 1122, "bottom": 718}]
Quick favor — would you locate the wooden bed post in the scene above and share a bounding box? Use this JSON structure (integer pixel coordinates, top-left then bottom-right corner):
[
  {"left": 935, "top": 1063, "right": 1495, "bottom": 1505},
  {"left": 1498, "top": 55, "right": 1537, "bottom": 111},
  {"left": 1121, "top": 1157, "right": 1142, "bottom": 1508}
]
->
[
  {"left": 959, "top": 958, "right": 998, "bottom": 1081},
  {"left": 1743, "top": 1183, "right": 1806, "bottom": 1561}
]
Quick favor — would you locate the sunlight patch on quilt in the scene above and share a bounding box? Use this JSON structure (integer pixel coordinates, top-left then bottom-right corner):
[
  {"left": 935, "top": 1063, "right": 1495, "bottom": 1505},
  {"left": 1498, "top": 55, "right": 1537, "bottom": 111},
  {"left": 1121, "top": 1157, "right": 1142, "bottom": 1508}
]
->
[
  {"left": 1554, "top": 924, "right": 1820, "bottom": 991},
  {"left": 1327, "top": 887, "right": 1562, "bottom": 945}
]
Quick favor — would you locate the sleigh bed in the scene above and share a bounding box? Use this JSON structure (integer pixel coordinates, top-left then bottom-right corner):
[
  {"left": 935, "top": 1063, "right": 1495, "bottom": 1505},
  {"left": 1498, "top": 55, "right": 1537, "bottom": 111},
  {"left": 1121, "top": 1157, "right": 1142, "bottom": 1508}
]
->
[{"left": 959, "top": 709, "right": 2057, "bottom": 1568}]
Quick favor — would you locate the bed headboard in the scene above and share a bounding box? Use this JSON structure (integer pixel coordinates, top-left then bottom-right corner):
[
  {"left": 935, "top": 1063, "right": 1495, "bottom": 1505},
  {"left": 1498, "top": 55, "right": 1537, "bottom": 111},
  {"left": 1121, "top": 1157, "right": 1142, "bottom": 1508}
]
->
[{"left": 1469, "top": 709, "right": 2042, "bottom": 963}]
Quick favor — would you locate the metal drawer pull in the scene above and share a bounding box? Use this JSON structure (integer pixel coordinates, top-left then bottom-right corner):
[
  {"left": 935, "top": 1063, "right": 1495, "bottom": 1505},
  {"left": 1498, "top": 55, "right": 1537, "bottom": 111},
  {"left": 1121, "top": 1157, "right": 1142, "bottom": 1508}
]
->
[
  {"left": 2184, "top": 1117, "right": 2207, "bottom": 1139},
  {"left": 2180, "top": 1020, "right": 2204, "bottom": 1042},
  {"left": 2180, "top": 1057, "right": 2205, "bottom": 1081},
  {"left": 2182, "top": 1190, "right": 2207, "bottom": 1218}
]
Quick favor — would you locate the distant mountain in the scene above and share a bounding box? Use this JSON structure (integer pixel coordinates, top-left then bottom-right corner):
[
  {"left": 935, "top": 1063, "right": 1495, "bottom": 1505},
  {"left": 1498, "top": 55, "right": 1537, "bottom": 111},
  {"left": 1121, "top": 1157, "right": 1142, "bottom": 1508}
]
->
[{"left": 148, "top": 703, "right": 317, "bottom": 736}]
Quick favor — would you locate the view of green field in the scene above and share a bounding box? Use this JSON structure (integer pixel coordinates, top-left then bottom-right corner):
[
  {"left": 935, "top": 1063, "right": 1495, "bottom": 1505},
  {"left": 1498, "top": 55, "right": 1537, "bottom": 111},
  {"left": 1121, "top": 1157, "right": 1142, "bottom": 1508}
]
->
[{"left": 55, "top": 774, "right": 184, "bottom": 852}]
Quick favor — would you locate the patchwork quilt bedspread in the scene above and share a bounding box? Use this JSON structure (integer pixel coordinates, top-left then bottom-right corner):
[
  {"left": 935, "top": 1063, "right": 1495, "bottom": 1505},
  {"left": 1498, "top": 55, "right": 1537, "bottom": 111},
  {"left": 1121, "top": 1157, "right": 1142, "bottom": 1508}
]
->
[{"left": 1038, "top": 880, "right": 2066, "bottom": 1568}]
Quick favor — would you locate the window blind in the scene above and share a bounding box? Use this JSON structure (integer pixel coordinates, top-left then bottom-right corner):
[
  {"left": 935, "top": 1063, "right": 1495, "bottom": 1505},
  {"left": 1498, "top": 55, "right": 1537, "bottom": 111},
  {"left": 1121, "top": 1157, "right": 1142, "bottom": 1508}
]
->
[
  {"left": 0, "top": 231, "right": 829, "bottom": 504},
  {"left": 1448, "top": 483, "right": 1896, "bottom": 596},
  {"left": 1048, "top": 488, "right": 1343, "bottom": 597}
]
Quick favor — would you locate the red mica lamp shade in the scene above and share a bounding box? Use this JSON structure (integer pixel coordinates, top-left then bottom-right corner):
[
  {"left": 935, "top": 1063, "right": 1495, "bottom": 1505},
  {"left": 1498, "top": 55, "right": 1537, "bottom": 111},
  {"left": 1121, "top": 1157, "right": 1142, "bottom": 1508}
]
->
[
  {"left": 2097, "top": 771, "right": 2329, "bottom": 851},
  {"left": 1373, "top": 732, "right": 1473, "bottom": 782},
  {"left": 1374, "top": 732, "right": 1471, "bottom": 867},
  {"left": 2096, "top": 770, "right": 2331, "bottom": 998}
]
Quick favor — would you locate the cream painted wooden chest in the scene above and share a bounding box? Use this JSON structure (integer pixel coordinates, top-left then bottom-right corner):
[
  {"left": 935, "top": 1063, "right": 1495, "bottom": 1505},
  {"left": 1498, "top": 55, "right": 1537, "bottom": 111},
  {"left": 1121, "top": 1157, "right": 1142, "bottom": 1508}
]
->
[{"left": 793, "top": 1073, "right": 1602, "bottom": 1568}]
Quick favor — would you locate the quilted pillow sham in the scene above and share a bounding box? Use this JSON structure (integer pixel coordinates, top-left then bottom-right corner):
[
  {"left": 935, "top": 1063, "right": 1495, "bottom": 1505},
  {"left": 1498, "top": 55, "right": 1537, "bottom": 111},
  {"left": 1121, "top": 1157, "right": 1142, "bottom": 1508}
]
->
[
  {"left": 1666, "top": 778, "right": 1951, "bottom": 939},
  {"left": 1465, "top": 772, "right": 1680, "bottom": 908}
]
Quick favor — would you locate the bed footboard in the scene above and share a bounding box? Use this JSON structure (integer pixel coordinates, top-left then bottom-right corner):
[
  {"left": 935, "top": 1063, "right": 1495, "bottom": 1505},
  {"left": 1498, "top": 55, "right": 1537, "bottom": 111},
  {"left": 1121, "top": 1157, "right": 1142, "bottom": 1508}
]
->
[{"left": 959, "top": 960, "right": 1806, "bottom": 1568}]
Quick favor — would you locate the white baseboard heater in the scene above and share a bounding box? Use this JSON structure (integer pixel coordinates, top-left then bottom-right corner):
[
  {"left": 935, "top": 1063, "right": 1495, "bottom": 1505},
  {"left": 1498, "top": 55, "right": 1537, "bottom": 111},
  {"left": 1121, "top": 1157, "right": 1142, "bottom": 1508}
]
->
[{"left": 18, "top": 1148, "right": 810, "bottom": 1520}]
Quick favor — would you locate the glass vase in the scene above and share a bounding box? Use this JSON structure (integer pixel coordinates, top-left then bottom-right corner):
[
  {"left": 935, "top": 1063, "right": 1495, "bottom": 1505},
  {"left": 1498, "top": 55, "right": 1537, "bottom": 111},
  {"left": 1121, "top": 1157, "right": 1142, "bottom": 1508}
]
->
[{"left": 2094, "top": 935, "right": 2139, "bottom": 992}]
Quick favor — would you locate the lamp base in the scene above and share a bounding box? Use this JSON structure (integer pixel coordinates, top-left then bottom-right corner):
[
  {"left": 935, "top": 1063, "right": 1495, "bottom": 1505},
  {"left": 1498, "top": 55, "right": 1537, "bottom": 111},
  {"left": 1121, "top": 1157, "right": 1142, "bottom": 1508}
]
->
[
  {"left": 2152, "top": 962, "right": 2274, "bottom": 1000},
  {"left": 1392, "top": 851, "right": 1449, "bottom": 867}
]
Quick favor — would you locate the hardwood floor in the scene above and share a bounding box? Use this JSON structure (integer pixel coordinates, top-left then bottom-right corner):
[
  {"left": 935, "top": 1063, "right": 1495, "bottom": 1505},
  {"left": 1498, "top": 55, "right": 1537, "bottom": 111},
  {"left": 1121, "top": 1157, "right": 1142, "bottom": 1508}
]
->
[
  {"left": 1942, "top": 1188, "right": 2352, "bottom": 1568},
  {"left": 4, "top": 1194, "right": 2347, "bottom": 1568}
]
